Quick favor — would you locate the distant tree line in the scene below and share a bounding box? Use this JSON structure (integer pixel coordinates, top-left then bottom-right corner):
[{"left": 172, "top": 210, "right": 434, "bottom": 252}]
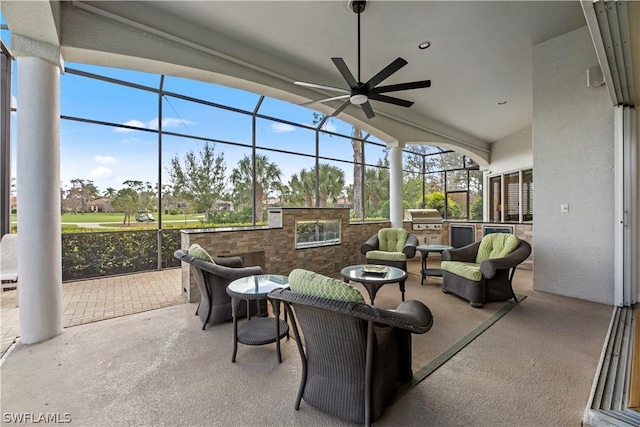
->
[{"left": 58, "top": 139, "right": 482, "bottom": 225}]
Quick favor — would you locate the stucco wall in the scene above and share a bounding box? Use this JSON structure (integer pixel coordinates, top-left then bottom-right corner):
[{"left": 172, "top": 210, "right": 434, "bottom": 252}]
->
[
  {"left": 489, "top": 125, "right": 533, "bottom": 174},
  {"left": 532, "top": 26, "right": 614, "bottom": 304}
]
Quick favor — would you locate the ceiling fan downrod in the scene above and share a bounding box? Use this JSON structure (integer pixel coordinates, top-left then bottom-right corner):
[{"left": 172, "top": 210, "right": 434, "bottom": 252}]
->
[
  {"left": 295, "top": 0, "right": 430, "bottom": 119},
  {"left": 351, "top": 0, "right": 366, "bottom": 83}
]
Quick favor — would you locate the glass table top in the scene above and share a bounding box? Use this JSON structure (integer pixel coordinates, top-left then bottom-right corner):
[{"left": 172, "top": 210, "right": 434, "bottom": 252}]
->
[
  {"left": 416, "top": 244, "right": 454, "bottom": 252},
  {"left": 227, "top": 274, "right": 289, "bottom": 297},
  {"left": 340, "top": 264, "right": 406, "bottom": 282}
]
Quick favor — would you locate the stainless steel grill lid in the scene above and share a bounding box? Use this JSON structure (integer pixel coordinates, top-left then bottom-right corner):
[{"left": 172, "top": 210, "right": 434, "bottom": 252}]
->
[{"left": 405, "top": 209, "right": 443, "bottom": 230}]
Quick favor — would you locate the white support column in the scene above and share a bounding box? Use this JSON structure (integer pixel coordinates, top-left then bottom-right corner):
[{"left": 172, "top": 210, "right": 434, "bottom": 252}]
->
[
  {"left": 388, "top": 142, "right": 404, "bottom": 228},
  {"left": 14, "top": 36, "right": 64, "bottom": 344}
]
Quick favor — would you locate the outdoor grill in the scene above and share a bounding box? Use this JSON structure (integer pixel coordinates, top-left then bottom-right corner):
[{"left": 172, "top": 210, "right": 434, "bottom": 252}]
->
[
  {"left": 405, "top": 209, "right": 444, "bottom": 246},
  {"left": 405, "top": 209, "right": 444, "bottom": 231}
]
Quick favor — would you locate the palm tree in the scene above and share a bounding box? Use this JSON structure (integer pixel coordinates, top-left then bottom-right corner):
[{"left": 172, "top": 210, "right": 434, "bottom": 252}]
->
[
  {"left": 365, "top": 158, "right": 390, "bottom": 218},
  {"left": 317, "top": 164, "right": 345, "bottom": 207},
  {"left": 230, "top": 154, "right": 282, "bottom": 221},
  {"left": 287, "top": 169, "right": 315, "bottom": 207},
  {"left": 287, "top": 164, "right": 345, "bottom": 208}
]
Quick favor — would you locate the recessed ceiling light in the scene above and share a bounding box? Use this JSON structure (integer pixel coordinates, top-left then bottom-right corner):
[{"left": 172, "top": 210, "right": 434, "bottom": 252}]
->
[
  {"left": 418, "top": 41, "right": 431, "bottom": 50},
  {"left": 498, "top": 101, "right": 507, "bottom": 105}
]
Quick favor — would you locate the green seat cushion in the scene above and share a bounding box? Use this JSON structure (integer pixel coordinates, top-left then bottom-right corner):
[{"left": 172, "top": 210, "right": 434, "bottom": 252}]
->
[
  {"left": 365, "top": 250, "right": 407, "bottom": 262},
  {"left": 289, "top": 269, "right": 365, "bottom": 303},
  {"left": 377, "top": 228, "right": 408, "bottom": 252},
  {"left": 188, "top": 243, "right": 215, "bottom": 264},
  {"left": 476, "top": 233, "right": 520, "bottom": 263},
  {"left": 441, "top": 261, "right": 482, "bottom": 282}
]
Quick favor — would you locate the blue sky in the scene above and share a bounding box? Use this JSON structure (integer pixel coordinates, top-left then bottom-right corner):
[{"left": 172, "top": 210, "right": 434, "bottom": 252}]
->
[
  {"left": 7, "top": 58, "right": 387, "bottom": 196},
  {"left": 1, "top": 14, "right": 391, "bottom": 197},
  {"left": 58, "top": 63, "right": 369, "bottom": 192}
]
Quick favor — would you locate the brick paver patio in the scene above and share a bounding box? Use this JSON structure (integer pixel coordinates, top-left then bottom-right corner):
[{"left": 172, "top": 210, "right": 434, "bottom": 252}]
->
[{"left": 1, "top": 268, "right": 184, "bottom": 356}]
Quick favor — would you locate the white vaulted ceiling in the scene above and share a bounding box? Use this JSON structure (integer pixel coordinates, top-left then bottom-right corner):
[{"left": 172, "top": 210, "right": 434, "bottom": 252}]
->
[{"left": 3, "top": 1, "right": 588, "bottom": 163}]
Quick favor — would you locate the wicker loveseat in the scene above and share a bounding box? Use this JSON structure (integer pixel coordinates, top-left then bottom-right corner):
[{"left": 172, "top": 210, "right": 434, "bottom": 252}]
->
[
  {"left": 174, "top": 246, "right": 263, "bottom": 329},
  {"left": 440, "top": 233, "right": 531, "bottom": 308},
  {"left": 269, "top": 268, "right": 433, "bottom": 426}
]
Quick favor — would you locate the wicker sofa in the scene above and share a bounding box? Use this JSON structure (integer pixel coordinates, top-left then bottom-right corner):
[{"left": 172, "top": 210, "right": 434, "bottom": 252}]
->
[
  {"left": 269, "top": 268, "right": 433, "bottom": 426},
  {"left": 440, "top": 233, "right": 532, "bottom": 308}
]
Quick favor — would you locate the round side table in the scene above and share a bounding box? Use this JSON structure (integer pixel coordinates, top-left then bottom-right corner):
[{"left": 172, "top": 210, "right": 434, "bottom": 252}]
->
[
  {"left": 226, "top": 274, "right": 290, "bottom": 363},
  {"left": 416, "top": 245, "right": 453, "bottom": 285}
]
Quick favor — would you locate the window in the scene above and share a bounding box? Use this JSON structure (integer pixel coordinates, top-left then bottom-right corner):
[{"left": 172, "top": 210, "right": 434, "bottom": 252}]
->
[
  {"left": 505, "top": 172, "right": 519, "bottom": 222},
  {"left": 488, "top": 169, "right": 532, "bottom": 223},
  {"left": 522, "top": 169, "right": 533, "bottom": 221}
]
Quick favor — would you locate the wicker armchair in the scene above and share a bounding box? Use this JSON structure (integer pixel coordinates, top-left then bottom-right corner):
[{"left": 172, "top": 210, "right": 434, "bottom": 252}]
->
[
  {"left": 441, "top": 234, "right": 531, "bottom": 308},
  {"left": 269, "top": 286, "right": 433, "bottom": 426},
  {"left": 174, "top": 250, "right": 264, "bottom": 329},
  {"left": 360, "top": 228, "right": 419, "bottom": 270},
  {"left": 360, "top": 228, "right": 418, "bottom": 296}
]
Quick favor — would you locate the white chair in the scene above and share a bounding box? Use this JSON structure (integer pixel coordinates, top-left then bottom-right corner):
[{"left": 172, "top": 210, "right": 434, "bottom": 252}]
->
[{"left": 0, "top": 233, "right": 18, "bottom": 305}]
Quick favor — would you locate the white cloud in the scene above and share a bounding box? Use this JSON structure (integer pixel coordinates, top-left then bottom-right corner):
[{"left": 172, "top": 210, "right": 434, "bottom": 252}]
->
[
  {"left": 121, "top": 138, "right": 141, "bottom": 144},
  {"left": 147, "top": 117, "right": 195, "bottom": 130},
  {"left": 89, "top": 166, "right": 114, "bottom": 180},
  {"left": 94, "top": 155, "right": 118, "bottom": 165},
  {"left": 114, "top": 119, "right": 146, "bottom": 133},
  {"left": 116, "top": 117, "right": 194, "bottom": 133},
  {"left": 270, "top": 122, "right": 296, "bottom": 133}
]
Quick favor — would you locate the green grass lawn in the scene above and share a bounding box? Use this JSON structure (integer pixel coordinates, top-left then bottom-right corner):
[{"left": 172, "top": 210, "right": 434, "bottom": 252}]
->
[
  {"left": 11, "top": 212, "right": 203, "bottom": 228},
  {"left": 9, "top": 212, "right": 204, "bottom": 224}
]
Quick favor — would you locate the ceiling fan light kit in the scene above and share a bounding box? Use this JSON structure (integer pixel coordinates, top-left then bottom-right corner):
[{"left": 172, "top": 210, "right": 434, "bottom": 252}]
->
[
  {"left": 295, "top": 0, "right": 431, "bottom": 119},
  {"left": 350, "top": 94, "right": 368, "bottom": 105}
]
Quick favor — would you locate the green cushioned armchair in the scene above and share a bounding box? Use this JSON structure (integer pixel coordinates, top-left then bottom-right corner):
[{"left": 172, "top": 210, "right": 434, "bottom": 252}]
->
[
  {"left": 360, "top": 227, "right": 419, "bottom": 273},
  {"left": 440, "top": 233, "right": 531, "bottom": 308}
]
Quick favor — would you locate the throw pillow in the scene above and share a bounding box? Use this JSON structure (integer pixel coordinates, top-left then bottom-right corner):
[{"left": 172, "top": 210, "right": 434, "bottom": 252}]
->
[
  {"left": 378, "top": 228, "right": 408, "bottom": 252},
  {"left": 476, "top": 233, "right": 520, "bottom": 263},
  {"left": 188, "top": 243, "right": 215, "bottom": 264},
  {"left": 289, "top": 269, "right": 365, "bottom": 303}
]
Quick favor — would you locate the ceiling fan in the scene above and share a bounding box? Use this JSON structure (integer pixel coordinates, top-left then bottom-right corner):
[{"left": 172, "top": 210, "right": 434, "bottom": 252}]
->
[{"left": 295, "top": 0, "right": 431, "bottom": 119}]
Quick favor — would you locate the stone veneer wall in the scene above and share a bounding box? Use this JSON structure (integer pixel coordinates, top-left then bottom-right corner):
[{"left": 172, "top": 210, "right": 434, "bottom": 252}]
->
[{"left": 179, "top": 208, "right": 394, "bottom": 302}]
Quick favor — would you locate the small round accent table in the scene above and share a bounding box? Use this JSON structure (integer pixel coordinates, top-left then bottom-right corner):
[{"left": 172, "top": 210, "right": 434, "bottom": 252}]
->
[
  {"left": 340, "top": 264, "right": 407, "bottom": 304},
  {"left": 226, "top": 274, "right": 290, "bottom": 363},
  {"left": 416, "top": 244, "right": 454, "bottom": 285}
]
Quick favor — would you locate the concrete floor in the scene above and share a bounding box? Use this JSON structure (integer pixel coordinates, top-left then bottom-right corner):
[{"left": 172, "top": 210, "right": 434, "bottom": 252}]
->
[
  {"left": 0, "top": 259, "right": 613, "bottom": 426},
  {"left": 1, "top": 268, "right": 184, "bottom": 356}
]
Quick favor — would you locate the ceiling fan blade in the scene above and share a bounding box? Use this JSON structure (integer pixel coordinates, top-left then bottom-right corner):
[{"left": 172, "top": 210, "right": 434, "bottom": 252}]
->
[
  {"left": 331, "top": 58, "right": 359, "bottom": 90},
  {"left": 363, "top": 57, "right": 408, "bottom": 92},
  {"left": 330, "top": 100, "right": 351, "bottom": 118},
  {"left": 301, "top": 94, "right": 350, "bottom": 106},
  {"left": 368, "top": 93, "right": 414, "bottom": 107},
  {"left": 370, "top": 79, "right": 431, "bottom": 94},
  {"left": 361, "top": 101, "right": 375, "bottom": 119},
  {"left": 295, "top": 81, "right": 350, "bottom": 94}
]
